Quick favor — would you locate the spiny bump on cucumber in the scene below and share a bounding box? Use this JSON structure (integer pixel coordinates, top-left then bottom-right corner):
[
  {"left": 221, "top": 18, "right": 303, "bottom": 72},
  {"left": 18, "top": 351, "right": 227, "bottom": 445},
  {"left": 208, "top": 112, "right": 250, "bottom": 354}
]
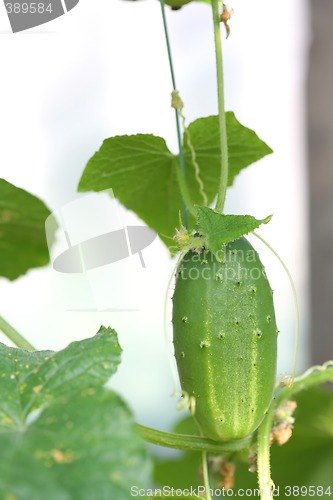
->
[
  {"left": 172, "top": 237, "right": 278, "bottom": 442},
  {"left": 254, "top": 328, "right": 263, "bottom": 339},
  {"left": 200, "top": 340, "right": 210, "bottom": 349}
]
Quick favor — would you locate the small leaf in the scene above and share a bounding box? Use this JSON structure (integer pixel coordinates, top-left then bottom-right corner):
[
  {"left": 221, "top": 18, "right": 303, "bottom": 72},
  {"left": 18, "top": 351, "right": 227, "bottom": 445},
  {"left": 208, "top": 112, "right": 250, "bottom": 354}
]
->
[
  {"left": 196, "top": 205, "right": 272, "bottom": 258},
  {"left": 0, "top": 178, "right": 55, "bottom": 280}
]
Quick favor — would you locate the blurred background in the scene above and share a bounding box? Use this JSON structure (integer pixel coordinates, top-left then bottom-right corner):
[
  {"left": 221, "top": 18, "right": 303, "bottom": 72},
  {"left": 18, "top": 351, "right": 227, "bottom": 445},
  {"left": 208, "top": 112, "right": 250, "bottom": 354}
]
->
[{"left": 0, "top": 0, "right": 331, "bottom": 439}]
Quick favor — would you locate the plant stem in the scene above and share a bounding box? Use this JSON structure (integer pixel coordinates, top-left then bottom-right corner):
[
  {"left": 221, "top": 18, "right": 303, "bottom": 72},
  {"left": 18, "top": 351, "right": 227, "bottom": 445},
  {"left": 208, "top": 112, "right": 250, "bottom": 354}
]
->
[
  {"left": 257, "top": 360, "right": 333, "bottom": 499},
  {"left": 174, "top": 158, "right": 196, "bottom": 217},
  {"left": 257, "top": 411, "right": 275, "bottom": 500},
  {"left": 202, "top": 451, "right": 212, "bottom": 500},
  {"left": 159, "top": 0, "right": 191, "bottom": 226},
  {"left": 212, "top": 0, "right": 229, "bottom": 214},
  {"left": 136, "top": 423, "right": 251, "bottom": 454},
  {"left": 276, "top": 361, "right": 333, "bottom": 405},
  {"left": 0, "top": 316, "right": 36, "bottom": 351}
]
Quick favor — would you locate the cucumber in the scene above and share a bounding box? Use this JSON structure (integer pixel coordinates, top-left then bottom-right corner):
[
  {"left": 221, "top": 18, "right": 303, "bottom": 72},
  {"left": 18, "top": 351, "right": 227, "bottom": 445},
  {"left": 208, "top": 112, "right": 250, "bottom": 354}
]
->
[
  {"left": 172, "top": 237, "right": 278, "bottom": 442},
  {"left": 164, "top": 0, "right": 192, "bottom": 8}
]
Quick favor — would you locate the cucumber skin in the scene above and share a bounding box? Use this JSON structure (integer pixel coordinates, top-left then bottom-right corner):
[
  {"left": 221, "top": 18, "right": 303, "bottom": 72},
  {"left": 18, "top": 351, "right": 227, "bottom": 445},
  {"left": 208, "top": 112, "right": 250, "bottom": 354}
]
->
[
  {"left": 165, "top": 0, "right": 192, "bottom": 7},
  {"left": 172, "top": 237, "right": 278, "bottom": 442}
]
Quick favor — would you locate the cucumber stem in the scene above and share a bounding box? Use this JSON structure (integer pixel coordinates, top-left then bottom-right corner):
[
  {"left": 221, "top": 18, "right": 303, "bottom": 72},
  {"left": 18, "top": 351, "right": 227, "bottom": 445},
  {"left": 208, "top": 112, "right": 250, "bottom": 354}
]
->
[
  {"left": 212, "top": 0, "right": 229, "bottom": 214},
  {"left": 159, "top": 0, "right": 192, "bottom": 225},
  {"left": 0, "top": 316, "right": 36, "bottom": 351},
  {"left": 257, "top": 360, "right": 333, "bottom": 499},
  {"left": 136, "top": 423, "right": 252, "bottom": 454},
  {"left": 276, "top": 360, "right": 333, "bottom": 405},
  {"left": 257, "top": 411, "right": 275, "bottom": 500},
  {"left": 202, "top": 451, "right": 213, "bottom": 500}
]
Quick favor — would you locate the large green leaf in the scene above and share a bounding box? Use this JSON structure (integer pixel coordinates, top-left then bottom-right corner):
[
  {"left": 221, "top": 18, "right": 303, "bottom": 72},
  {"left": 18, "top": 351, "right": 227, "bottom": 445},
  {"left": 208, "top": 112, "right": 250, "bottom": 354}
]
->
[
  {"left": 0, "top": 178, "right": 54, "bottom": 280},
  {"left": 0, "top": 389, "right": 151, "bottom": 500},
  {"left": 78, "top": 114, "right": 272, "bottom": 249},
  {"left": 78, "top": 134, "right": 181, "bottom": 249},
  {"left": 0, "top": 327, "right": 152, "bottom": 499},
  {"left": 195, "top": 205, "right": 272, "bottom": 258},
  {"left": 0, "top": 326, "right": 122, "bottom": 419}
]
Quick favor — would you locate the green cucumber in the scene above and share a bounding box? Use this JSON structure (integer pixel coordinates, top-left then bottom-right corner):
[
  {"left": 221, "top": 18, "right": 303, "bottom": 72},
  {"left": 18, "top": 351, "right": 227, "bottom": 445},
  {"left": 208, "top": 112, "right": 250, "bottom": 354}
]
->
[
  {"left": 172, "top": 237, "right": 278, "bottom": 442},
  {"left": 164, "top": 0, "right": 192, "bottom": 8}
]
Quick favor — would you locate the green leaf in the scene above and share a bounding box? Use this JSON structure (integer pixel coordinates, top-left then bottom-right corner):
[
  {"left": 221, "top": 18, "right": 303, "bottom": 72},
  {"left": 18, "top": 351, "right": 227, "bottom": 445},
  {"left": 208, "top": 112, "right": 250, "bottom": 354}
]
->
[
  {"left": 0, "top": 389, "right": 151, "bottom": 500},
  {"left": 0, "top": 346, "right": 54, "bottom": 430},
  {"left": 184, "top": 113, "right": 272, "bottom": 190},
  {"left": 78, "top": 134, "right": 182, "bottom": 249},
  {"left": 196, "top": 205, "right": 272, "bottom": 258},
  {"left": 0, "top": 327, "right": 151, "bottom": 498},
  {"left": 0, "top": 178, "right": 55, "bottom": 281},
  {"left": 0, "top": 326, "right": 122, "bottom": 425},
  {"left": 22, "top": 325, "right": 122, "bottom": 413},
  {"left": 268, "top": 388, "right": 333, "bottom": 495},
  {"left": 78, "top": 114, "right": 272, "bottom": 250}
]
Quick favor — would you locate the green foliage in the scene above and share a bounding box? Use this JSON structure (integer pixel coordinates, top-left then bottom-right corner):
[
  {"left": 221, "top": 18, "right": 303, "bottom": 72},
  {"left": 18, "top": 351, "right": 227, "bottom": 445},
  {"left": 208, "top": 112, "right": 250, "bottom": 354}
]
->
[
  {"left": 0, "top": 179, "right": 54, "bottom": 281},
  {"left": 0, "top": 327, "right": 152, "bottom": 499},
  {"left": 79, "top": 134, "right": 180, "bottom": 249},
  {"left": 78, "top": 114, "right": 272, "bottom": 249},
  {"left": 184, "top": 114, "right": 272, "bottom": 189},
  {"left": 195, "top": 205, "right": 272, "bottom": 258},
  {"left": 269, "top": 388, "right": 333, "bottom": 496}
]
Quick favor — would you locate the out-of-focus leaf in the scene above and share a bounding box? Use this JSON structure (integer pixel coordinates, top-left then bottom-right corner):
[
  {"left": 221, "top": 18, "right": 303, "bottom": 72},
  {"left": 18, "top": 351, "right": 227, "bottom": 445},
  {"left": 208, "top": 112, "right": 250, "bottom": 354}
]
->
[
  {"left": 0, "top": 178, "right": 54, "bottom": 280},
  {"left": 0, "top": 389, "right": 151, "bottom": 500},
  {"left": 0, "top": 327, "right": 152, "bottom": 499},
  {"left": 0, "top": 326, "right": 122, "bottom": 422}
]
